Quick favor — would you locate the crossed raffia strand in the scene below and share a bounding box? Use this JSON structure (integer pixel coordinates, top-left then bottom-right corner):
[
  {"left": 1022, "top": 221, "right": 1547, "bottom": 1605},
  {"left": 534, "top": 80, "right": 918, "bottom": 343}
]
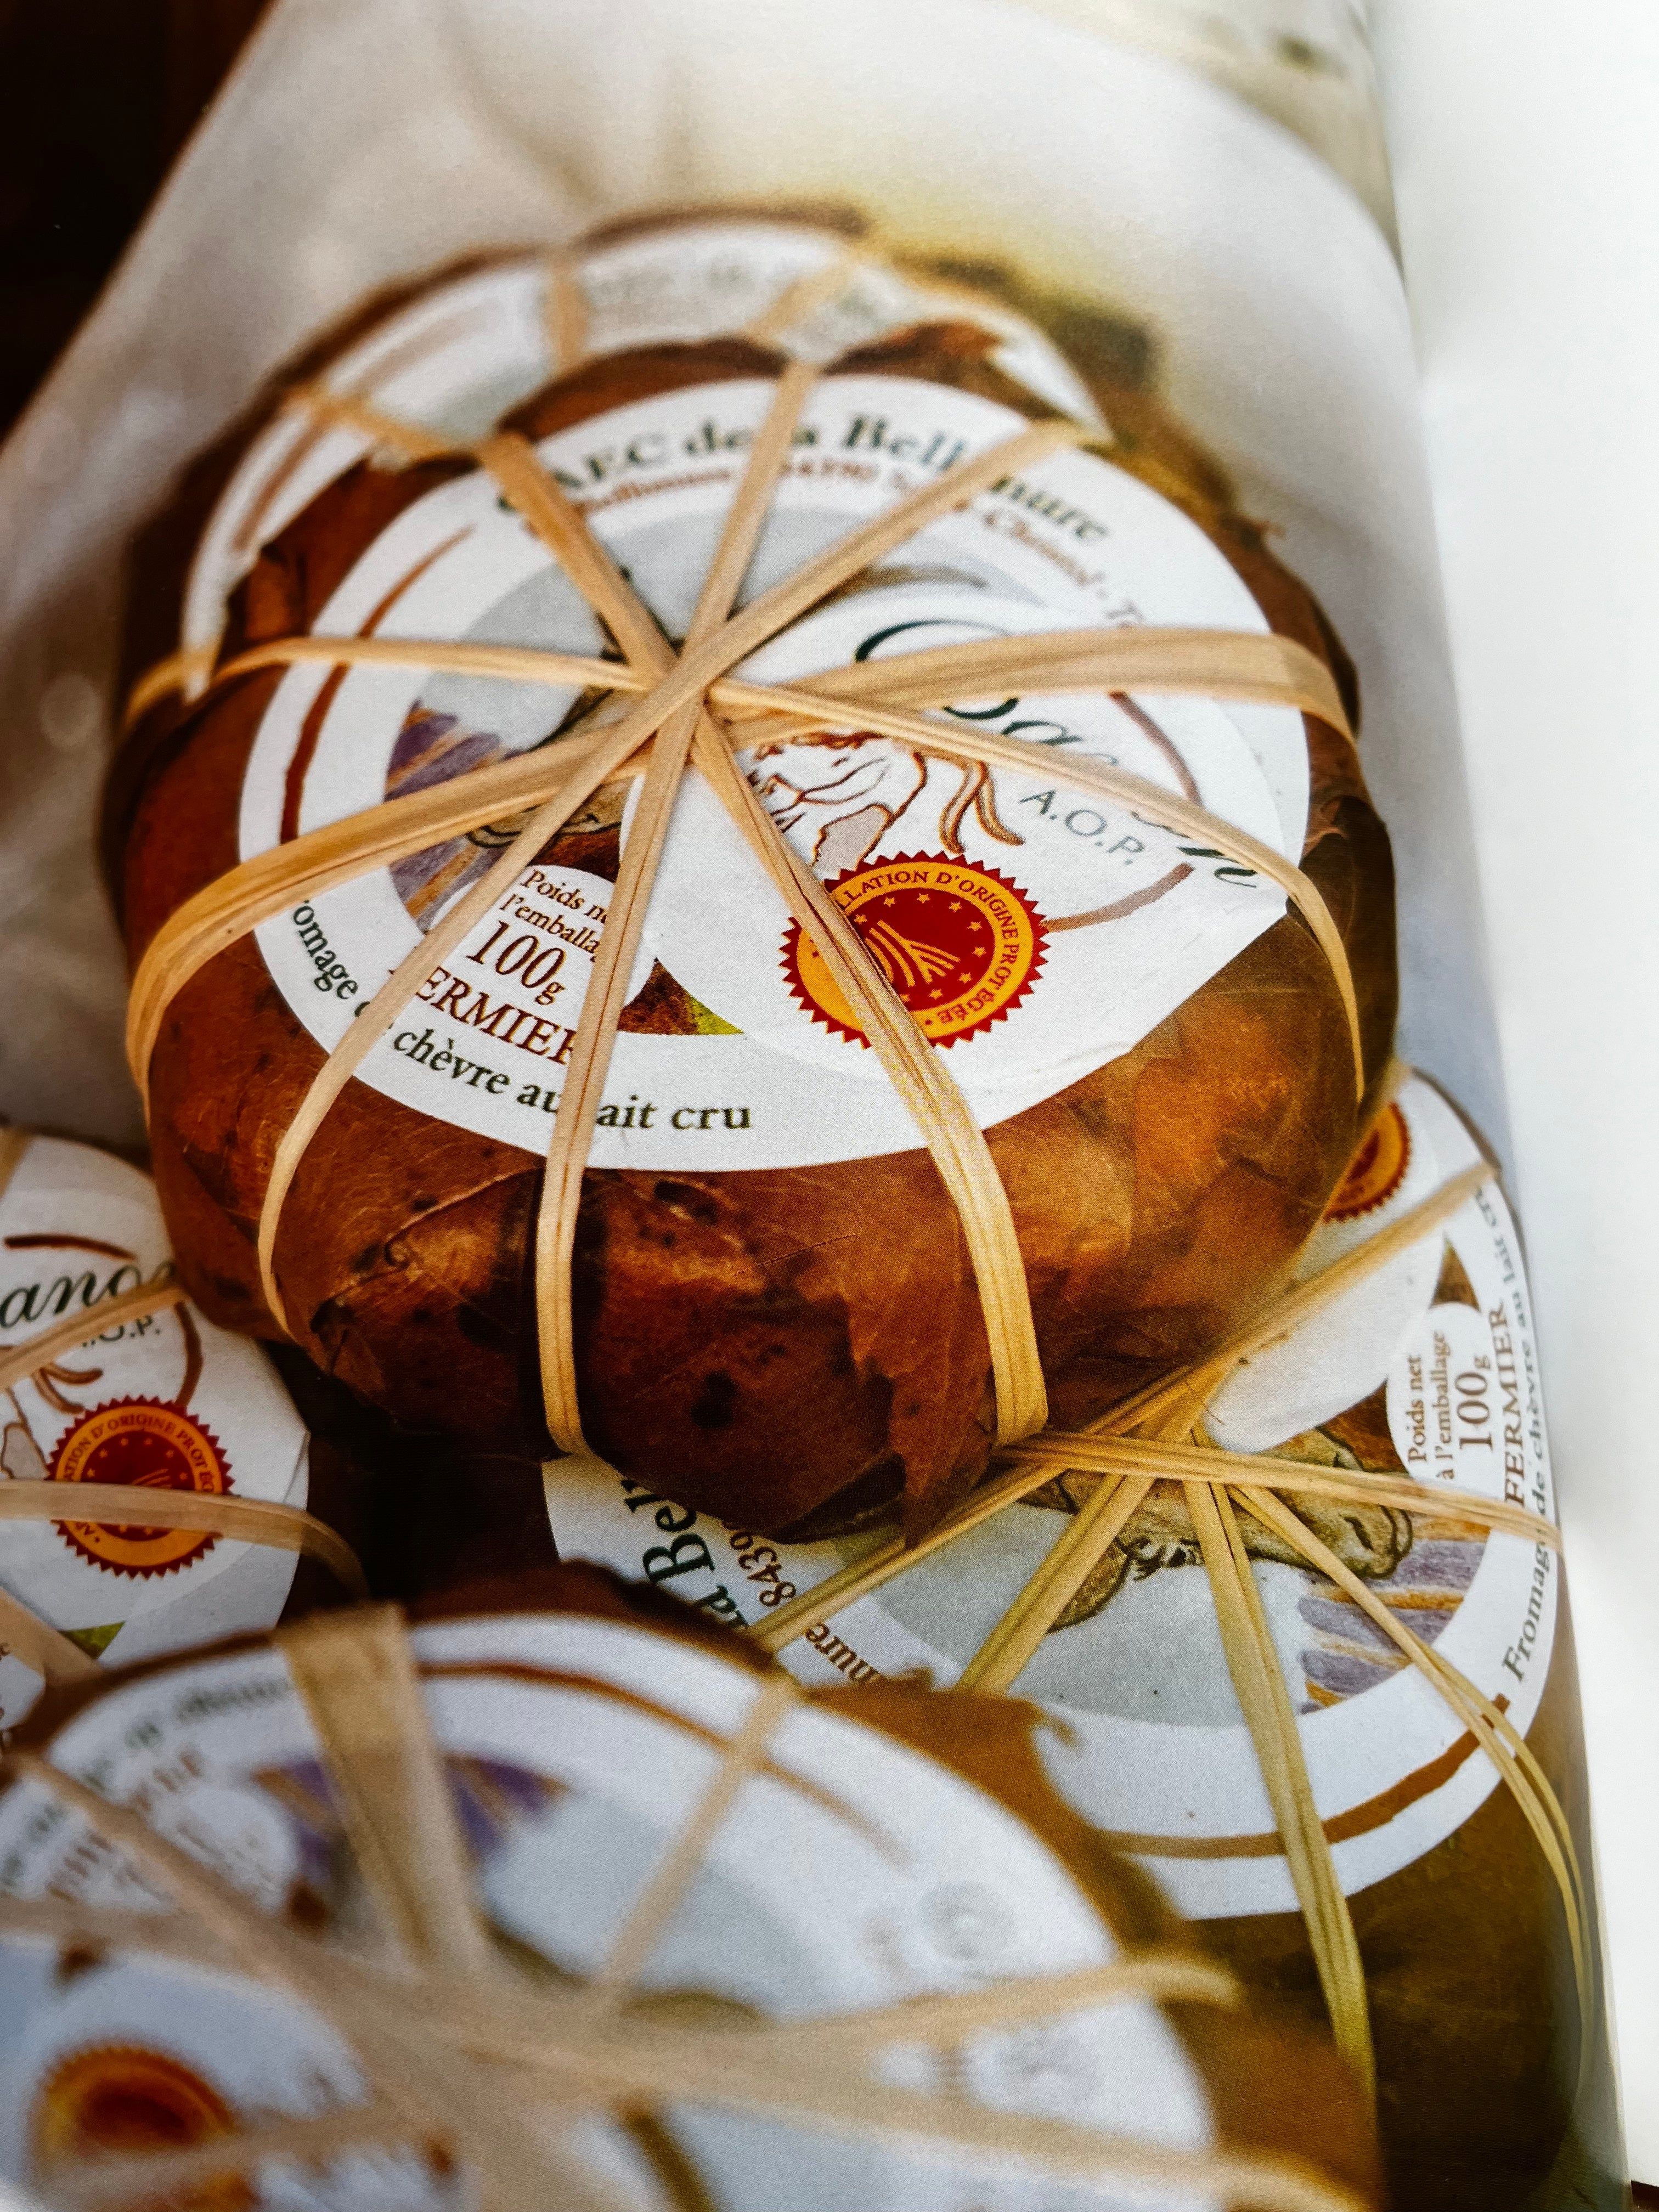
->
[
  {"left": 1, "top": 1604, "right": 1372, "bottom": 2212},
  {"left": 0, "top": 1130, "right": 368, "bottom": 1686},
  {"left": 746, "top": 1130, "right": 1593, "bottom": 2108}
]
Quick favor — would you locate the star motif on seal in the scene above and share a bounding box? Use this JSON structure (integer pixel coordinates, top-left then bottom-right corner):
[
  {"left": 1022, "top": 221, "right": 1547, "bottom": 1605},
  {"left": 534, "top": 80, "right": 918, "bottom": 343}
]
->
[{"left": 780, "top": 854, "right": 1047, "bottom": 1049}]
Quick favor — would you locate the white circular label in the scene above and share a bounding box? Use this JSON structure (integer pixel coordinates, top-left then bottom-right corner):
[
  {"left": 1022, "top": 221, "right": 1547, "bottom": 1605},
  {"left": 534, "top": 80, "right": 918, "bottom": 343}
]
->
[
  {"left": 545, "top": 1077, "right": 1558, "bottom": 1919},
  {"left": 0, "top": 1136, "right": 308, "bottom": 1713},
  {"left": 0, "top": 1617, "right": 1221, "bottom": 2210},
  {"left": 239, "top": 374, "right": 1305, "bottom": 1173}
]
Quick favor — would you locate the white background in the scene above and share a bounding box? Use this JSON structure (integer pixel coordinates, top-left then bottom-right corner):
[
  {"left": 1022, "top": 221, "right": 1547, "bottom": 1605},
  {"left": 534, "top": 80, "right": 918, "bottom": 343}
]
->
[{"left": 1372, "top": 0, "right": 1659, "bottom": 2175}]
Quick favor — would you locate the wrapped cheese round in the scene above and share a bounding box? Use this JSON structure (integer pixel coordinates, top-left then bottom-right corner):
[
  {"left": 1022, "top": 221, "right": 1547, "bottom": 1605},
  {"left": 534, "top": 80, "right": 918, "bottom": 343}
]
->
[
  {"left": 540, "top": 1075, "right": 1617, "bottom": 2208},
  {"left": 0, "top": 1568, "right": 1379, "bottom": 2210},
  {"left": 0, "top": 1128, "right": 373, "bottom": 1727},
  {"left": 117, "top": 254, "right": 1395, "bottom": 1535}
]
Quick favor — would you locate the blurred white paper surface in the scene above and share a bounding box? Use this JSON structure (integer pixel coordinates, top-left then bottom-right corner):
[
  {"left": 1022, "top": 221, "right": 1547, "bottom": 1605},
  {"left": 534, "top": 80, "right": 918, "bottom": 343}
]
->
[{"left": 1374, "top": 0, "right": 1659, "bottom": 2175}]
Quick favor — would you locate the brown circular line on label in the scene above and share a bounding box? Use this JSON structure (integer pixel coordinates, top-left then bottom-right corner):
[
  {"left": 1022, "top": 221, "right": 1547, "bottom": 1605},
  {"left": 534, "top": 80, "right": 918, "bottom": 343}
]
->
[
  {"left": 3, "top": 1234, "right": 137, "bottom": 1259},
  {"left": 280, "top": 527, "right": 475, "bottom": 845},
  {"left": 1045, "top": 861, "right": 1194, "bottom": 932},
  {"left": 1011, "top": 691, "right": 1205, "bottom": 932},
  {"left": 1105, "top": 1694, "right": 1509, "bottom": 1861}
]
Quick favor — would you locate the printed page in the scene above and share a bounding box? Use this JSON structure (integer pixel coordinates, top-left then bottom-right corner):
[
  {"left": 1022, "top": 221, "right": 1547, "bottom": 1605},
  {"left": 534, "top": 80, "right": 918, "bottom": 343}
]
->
[
  {"left": 1373, "top": 0, "right": 1659, "bottom": 2179},
  {"left": 0, "top": 1, "right": 1634, "bottom": 2204}
]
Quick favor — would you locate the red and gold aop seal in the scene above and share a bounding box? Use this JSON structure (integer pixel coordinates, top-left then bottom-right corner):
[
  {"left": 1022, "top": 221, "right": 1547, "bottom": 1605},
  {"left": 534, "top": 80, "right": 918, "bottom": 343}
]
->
[
  {"left": 49, "top": 1400, "right": 230, "bottom": 1577},
  {"left": 1324, "top": 1102, "right": 1412, "bottom": 1223},
  {"left": 34, "top": 2045, "right": 252, "bottom": 2212},
  {"left": 782, "top": 854, "right": 1046, "bottom": 1048}
]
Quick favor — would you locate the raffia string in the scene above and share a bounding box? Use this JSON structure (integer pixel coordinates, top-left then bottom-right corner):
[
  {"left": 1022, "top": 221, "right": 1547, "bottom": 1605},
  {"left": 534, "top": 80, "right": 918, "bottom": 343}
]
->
[
  {"left": 199, "top": 622, "right": 1350, "bottom": 732},
  {"left": 478, "top": 387, "right": 1040, "bottom": 1450},
  {"left": 1193, "top": 1477, "right": 1375, "bottom": 2096},
  {"left": 956, "top": 1465, "right": 1155, "bottom": 1692},
  {"left": 894, "top": 1212, "right": 1577, "bottom": 2098},
  {"left": 41, "top": 2103, "right": 417, "bottom": 2210},
  {"left": 280, "top": 380, "right": 455, "bottom": 464},
  {"left": 720, "top": 624, "right": 1348, "bottom": 730},
  {"left": 751, "top": 1154, "right": 1506, "bottom": 1652},
  {"left": 542, "top": 226, "right": 1026, "bottom": 371},
  {"left": 960, "top": 1355, "right": 1378, "bottom": 2096},
  {"left": 997, "top": 1432, "right": 1558, "bottom": 1549},
  {"left": 127, "top": 617, "right": 1351, "bottom": 751},
  {"left": 490, "top": 379, "right": 1056, "bottom": 1448},
  {"left": 111, "top": 284, "right": 1395, "bottom": 2110},
  {"left": 763, "top": 1950, "right": 1239, "bottom": 2054},
  {"left": 0, "top": 1482, "right": 365, "bottom": 1595},
  {"left": 1237, "top": 1482, "right": 1593, "bottom": 2050},
  {"left": 0, "top": 1585, "right": 99, "bottom": 1688},
  {"left": 0, "top": 1887, "right": 1239, "bottom": 2050},
  {"left": 121, "top": 646, "right": 215, "bottom": 727},
  {"left": 0, "top": 1125, "right": 31, "bottom": 1205},
  {"left": 2, "top": 1607, "right": 1372, "bottom": 2212},
  {"left": 544, "top": 250, "right": 589, "bottom": 371},
  {"left": 246, "top": 721, "right": 637, "bottom": 1339},
  {"left": 499, "top": 366, "right": 838, "bottom": 1453},
  {"left": 747, "top": 1140, "right": 1591, "bottom": 2106},
  {"left": 0, "top": 1279, "right": 183, "bottom": 1397},
  {"left": 276, "top": 1606, "right": 493, "bottom": 1975},
  {"left": 926, "top": 1177, "right": 1586, "bottom": 2100},
  {"left": 586, "top": 1671, "right": 802, "bottom": 2006},
  {"left": 0, "top": 1896, "right": 232, "bottom": 1966},
  {"left": 743, "top": 238, "right": 888, "bottom": 346},
  {"left": 684, "top": 709, "right": 1046, "bottom": 1444}
]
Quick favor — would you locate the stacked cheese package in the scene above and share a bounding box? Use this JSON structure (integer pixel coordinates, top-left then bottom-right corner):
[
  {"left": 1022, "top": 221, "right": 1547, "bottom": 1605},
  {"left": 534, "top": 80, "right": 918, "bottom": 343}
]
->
[{"left": 0, "top": 178, "right": 1622, "bottom": 2212}]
